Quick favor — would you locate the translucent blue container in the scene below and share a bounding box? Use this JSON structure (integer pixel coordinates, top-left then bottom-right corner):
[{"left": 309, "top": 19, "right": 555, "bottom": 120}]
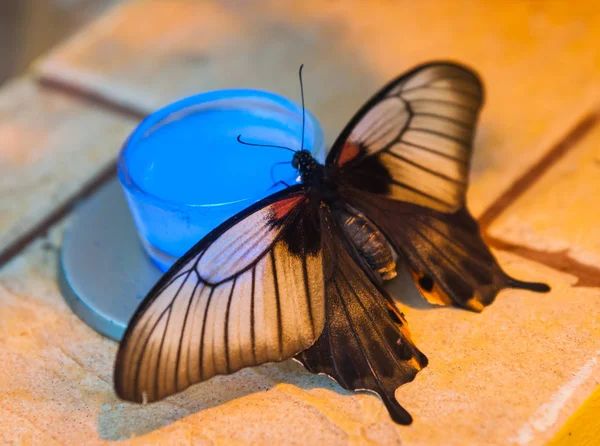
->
[{"left": 117, "top": 89, "right": 325, "bottom": 271}]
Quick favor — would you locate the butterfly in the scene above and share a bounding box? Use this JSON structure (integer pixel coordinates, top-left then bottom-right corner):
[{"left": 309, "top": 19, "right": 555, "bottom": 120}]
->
[{"left": 114, "top": 61, "right": 550, "bottom": 424}]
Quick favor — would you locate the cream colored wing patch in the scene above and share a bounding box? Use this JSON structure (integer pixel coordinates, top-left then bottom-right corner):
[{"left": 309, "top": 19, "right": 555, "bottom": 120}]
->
[
  {"left": 332, "top": 62, "right": 484, "bottom": 213},
  {"left": 115, "top": 190, "right": 325, "bottom": 403}
]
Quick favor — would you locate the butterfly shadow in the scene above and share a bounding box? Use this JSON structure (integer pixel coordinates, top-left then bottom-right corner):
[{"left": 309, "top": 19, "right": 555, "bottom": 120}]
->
[{"left": 96, "top": 359, "right": 356, "bottom": 440}]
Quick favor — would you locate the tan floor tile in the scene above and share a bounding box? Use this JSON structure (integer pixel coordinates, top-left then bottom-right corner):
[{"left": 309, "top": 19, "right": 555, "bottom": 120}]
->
[{"left": 0, "top": 77, "right": 138, "bottom": 253}]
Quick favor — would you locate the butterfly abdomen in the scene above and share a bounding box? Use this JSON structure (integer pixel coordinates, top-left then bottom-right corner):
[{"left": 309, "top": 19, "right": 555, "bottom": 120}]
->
[{"left": 339, "top": 207, "right": 396, "bottom": 280}]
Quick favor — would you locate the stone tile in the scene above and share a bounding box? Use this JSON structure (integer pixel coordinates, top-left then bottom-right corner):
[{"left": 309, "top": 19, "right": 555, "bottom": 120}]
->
[
  {"left": 0, "top": 77, "right": 138, "bottom": 253},
  {"left": 1, "top": 225, "right": 597, "bottom": 445},
  {"left": 489, "top": 120, "right": 600, "bottom": 273},
  {"left": 2, "top": 1, "right": 596, "bottom": 443},
  {"left": 35, "top": 0, "right": 600, "bottom": 216}
]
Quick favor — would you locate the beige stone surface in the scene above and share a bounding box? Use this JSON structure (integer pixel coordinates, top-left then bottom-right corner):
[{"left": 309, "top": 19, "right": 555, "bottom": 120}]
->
[
  {"left": 1, "top": 1, "right": 598, "bottom": 444},
  {"left": 0, "top": 77, "right": 138, "bottom": 253},
  {"left": 489, "top": 119, "right": 600, "bottom": 270},
  {"left": 34, "top": 0, "right": 600, "bottom": 217},
  {"left": 0, "top": 224, "right": 598, "bottom": 445}
]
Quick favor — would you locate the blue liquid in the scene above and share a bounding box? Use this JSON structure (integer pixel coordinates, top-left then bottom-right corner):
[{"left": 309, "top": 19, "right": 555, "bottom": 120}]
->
[
  {"left": 119, "top": 91, "right": 324, "bottom": 271},
  {"left": 129, "top": 105, "right": 303, "bottom": 205}
]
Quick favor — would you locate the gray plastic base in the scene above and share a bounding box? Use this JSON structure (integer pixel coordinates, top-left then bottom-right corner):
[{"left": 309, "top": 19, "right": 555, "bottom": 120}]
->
[{"left": 59, "top": 179, "right": 162, "bottom": 341}]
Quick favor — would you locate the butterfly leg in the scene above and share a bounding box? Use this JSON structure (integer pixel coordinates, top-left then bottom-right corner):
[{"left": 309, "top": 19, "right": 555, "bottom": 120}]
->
[
  {"left": 269, "top": 180, "right": 293, "bottom": 191},
  {"left": 270, "top": 161, "right": 292, "bottom": 182}
]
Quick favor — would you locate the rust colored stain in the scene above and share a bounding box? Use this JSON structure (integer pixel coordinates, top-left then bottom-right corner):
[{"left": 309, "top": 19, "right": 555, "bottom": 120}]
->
[
  {"left": 338, "top": 141, "right": 361, "bottom": 166},
  {"left": 272, "top": 195, "right": 304, "bottom": 220}
]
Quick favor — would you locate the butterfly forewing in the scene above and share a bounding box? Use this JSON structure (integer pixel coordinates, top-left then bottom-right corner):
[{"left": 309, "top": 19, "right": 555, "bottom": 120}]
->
[
  {"left": 326, "top": 61, "right": 547, "bottom": 313},
  {"left": 328, "top": 62, "right": 484, "bottom": 213},
  {"left": 114, "top": 186, "right": 326, "bottom": 402}
]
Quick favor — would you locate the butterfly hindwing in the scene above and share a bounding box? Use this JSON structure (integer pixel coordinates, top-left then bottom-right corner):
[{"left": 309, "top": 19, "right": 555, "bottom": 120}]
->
[
  {"left": 114, "top": 186, "right": 326, "bottom": 402},
  {"left": 344, "top": 188, "right": 549, "bottom": 311},
  {"left": 328, "top": 61, "right": 484, "bottom": 213},
  {"left": 296, "top": 209, "right": 428, "bottom": 425}
]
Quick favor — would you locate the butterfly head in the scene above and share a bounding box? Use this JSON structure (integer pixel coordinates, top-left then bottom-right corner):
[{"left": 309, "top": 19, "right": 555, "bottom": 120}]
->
[
  {"left": 291, "top": 149, "right": 317, "bottom": 171},
  {"left": 292, "top": 150, "right": 324, "bottom": 186}
]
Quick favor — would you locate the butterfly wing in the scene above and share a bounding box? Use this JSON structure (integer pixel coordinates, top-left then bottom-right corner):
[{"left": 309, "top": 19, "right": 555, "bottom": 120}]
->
[
  {"left": 296, "top": 208, "right": 428, "bottom": 425},
  {"left": 328, "top": 61, "right": 483, "bottom": 213},
  {"left": 114, "top": 186, "right": 326, "bottom": 402},
  {"left": 325, "top": 61, "right": 548, "bottom": 310},
  {"left": 343, "top": 188, "right": 549, "bottom": 311}
]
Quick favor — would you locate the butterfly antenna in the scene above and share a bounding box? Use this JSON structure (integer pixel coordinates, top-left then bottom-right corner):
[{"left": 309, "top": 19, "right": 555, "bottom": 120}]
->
[
  {"left": 236, "top": 135, "right": 296, "bottom": 153},
  {"left": 299, "top": 64, "right": 306, "bottom": 151}
]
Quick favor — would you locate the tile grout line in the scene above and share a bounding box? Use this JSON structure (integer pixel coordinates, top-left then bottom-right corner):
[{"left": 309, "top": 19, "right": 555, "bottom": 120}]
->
[
  {"left": 0, "top": 75, "right": 150, "bottom": 269},
  {"left": 37, "top": 74, "right": 149, "bottom": 121},
  {"left": 0, "top": 162, "right": 117, "bottom": 268}
]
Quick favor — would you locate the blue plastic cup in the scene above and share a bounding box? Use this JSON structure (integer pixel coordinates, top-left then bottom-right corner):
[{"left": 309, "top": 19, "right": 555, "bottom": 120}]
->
[{"left": 117, "top": 89, "right": 325, "bottom": 272}]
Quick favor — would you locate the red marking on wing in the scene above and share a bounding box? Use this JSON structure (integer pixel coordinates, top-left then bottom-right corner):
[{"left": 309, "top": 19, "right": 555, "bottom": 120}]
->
[
  {"left": 338, "top": 141, "right": 361, "bottom": 167},
  {"left": 272, "top": 195, "right": 305, "bottom": 220}
]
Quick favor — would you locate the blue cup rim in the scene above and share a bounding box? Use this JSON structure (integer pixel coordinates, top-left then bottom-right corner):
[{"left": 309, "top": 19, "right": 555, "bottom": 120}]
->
[{"left": 117, "top": 88, "right": 326, "bottom": 209}]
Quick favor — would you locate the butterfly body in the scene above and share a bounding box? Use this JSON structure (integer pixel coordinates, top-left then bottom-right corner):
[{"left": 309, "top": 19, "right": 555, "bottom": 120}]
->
[
  {"left": 293, "top": 150, "right": 338, "bottom": 197},
  {"left": 338, "top": 206, "right": 397, "bottom": 280},
  {"left": 115, "top": 62, "right": 550, "bottom": 425},
  {"left": 290, "top": 150, "right": 393, "bottom": 277}
]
